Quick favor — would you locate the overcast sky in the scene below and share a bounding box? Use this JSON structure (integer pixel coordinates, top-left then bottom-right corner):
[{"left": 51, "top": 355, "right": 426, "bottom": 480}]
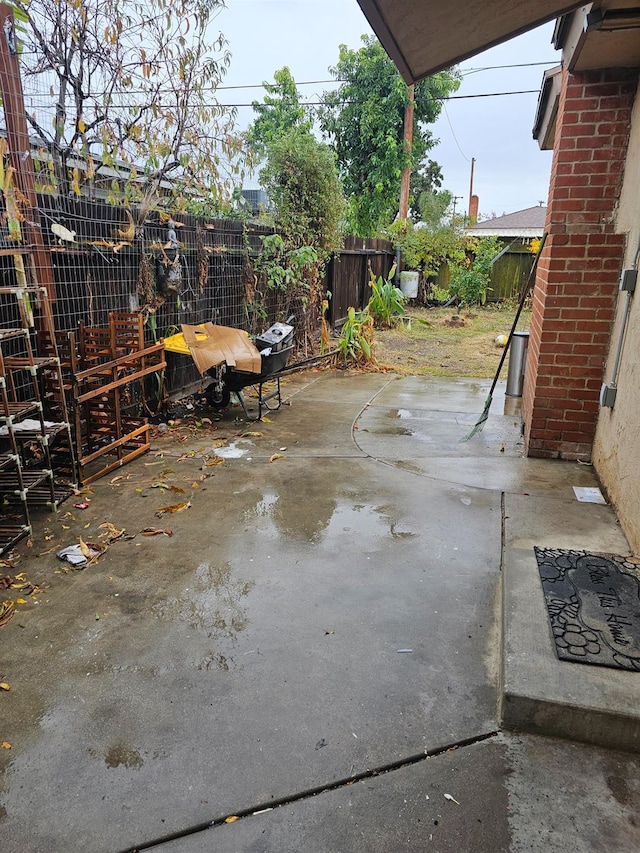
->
[{"left": 216, "top": 0, "right": 561, "bottom": 218}]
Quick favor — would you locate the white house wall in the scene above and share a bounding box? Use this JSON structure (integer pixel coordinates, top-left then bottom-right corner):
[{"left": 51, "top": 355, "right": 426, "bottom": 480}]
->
[{"left": 593, "top": 77, "right": 640, "bottom": 553}]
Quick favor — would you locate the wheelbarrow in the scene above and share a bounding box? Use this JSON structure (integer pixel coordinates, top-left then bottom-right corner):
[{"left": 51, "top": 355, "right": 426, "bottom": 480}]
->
[{"left": 166, "top": 321, "right": 294, "bottom": 421}]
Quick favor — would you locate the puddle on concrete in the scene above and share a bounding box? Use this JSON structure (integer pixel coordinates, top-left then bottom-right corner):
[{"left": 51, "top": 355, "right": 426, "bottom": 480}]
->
[
  {"left": 319, "top": 500, "right": 417, "bottom": 545},
  {"left": 104, "top": 744, "right": 144, "bottom": 770},
  {"left": 213, "top": 440, "right": 251, "bottom": 459},
  {"left": 152, "top": 562, "right": 253, "bottom": 654},
  {"left": 378, "top": 426, "right": 414, "bottom": 436},
  {"left": 244, "top": 488, "right": 336, "bottom": 544},
  {"left": 241, "top": 487, "right": 418, "bottom": 547}
]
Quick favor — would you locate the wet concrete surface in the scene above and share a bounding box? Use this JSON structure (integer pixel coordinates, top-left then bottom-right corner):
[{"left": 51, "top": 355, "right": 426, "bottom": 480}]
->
[{"left": 0, "top": 371, "right": 638, "bottom": 852}]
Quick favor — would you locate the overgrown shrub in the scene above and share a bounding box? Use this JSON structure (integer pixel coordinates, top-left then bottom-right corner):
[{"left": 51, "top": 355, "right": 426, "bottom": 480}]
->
[{"left": 449, "top": 236, "right": 501, "bottom": 306}]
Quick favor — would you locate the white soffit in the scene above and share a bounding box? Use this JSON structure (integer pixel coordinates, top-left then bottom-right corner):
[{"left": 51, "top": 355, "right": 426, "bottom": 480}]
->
[{"left": 356, "top": 0, "right": 585, "bottom": 81}]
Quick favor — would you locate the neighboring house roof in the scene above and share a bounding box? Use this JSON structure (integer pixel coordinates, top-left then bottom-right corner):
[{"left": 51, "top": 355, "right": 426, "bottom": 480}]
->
[{"left": 467, "top": 205, "right": 546, "bottom": 238}]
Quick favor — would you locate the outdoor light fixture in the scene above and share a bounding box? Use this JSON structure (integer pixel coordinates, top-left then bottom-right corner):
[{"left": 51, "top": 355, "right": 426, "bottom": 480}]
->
[{"left": 586, "top": 8, "right": 640, "bottom": 31}]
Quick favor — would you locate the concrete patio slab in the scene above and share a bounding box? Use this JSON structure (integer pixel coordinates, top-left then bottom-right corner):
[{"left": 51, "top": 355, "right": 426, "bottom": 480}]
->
[
  {"left": 0, "top": 372, "right": 637, "bottom": 853},
  {"left": 148, "top": 732, "right": 640, "bottom": 853},
  {"left": 502, "top": 491, "right": 640, "bottom": 751}
]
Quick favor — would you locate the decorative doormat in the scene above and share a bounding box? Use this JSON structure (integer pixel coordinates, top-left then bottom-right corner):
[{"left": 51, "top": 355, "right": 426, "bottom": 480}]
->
[{"left": 534, "top": 547, "right": 640, "bottom": 671}]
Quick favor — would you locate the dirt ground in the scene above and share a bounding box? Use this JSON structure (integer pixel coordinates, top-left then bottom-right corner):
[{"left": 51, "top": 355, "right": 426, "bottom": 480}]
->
[{"left": 371, "top": 304, "right": 532, "bottom": 379}]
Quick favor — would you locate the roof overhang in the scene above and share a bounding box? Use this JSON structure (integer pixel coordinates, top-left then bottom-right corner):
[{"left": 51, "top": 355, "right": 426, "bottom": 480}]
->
[
  {"left": 356, "top": 0, "right": 584, "bottom": 82},
  {"left": 532, "top": 65, "right": 563, "bottom": 150},
  {"left": 554, "top": 2, "right": 640, "bottom": 71}
]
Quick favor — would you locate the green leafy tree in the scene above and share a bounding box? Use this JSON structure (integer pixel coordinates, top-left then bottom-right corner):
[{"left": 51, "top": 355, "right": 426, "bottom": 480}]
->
[
  {"left": 319, "top": 35, "right": 461, "bottom": 237},
  {"left": 417, "top": 189, "right": 453, "bottom": 231},
  {"left": 245, "top": 67, "right": 311, "bottom": 160},
  {"left": 409, "top": 159, "right": 443, "bottom": 220},
  {"left": 12, "top": 0, "right": 241, "bottom": 213},
  {"left": 389, "top": 216, "right": 465, "bottom": 283}
]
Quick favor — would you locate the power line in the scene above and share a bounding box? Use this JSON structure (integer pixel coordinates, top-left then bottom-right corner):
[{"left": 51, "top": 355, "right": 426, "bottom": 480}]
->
[
  {"left": 17, "top": 60, "right": 557, "bottom": 96},
  {"left": 442, "top": 104, "right": 470, "bottom": 163},
  {"left": 22, "top": 88, "right": 542, "bottom": 110}
]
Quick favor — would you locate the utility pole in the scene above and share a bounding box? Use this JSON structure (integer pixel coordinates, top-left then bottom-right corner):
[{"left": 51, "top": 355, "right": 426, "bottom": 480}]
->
[
  {"left": 398, "top": 84, "right": 414, "bottom": 221},
  {"left": 451, "top": 196, "right": 463, "bottom": 218},
  {"left": 468, "top": 158, "right": 480, "bottom": 223},
  {"left": 468, "top": 157, "right": 475, "bottom": 215}
]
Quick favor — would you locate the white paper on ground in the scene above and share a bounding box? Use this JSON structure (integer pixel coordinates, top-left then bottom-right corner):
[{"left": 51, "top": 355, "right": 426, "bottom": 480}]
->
[{"left": 573, "top": 486, "right": 607, "bottom": 504}]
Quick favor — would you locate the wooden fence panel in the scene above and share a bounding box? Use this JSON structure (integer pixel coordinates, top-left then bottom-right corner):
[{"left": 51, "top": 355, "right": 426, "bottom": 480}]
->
[
  {"left": 326, "top": 237, "right": 395, "bottom": 326},
  {"left": 488, "top": 250, "right": 535, "bottom": 302}
]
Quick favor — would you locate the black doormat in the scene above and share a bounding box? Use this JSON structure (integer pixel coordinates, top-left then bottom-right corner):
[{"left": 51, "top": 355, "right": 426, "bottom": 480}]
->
[{"left": 534, "top": 547, "right": 640, "bottom": 671}]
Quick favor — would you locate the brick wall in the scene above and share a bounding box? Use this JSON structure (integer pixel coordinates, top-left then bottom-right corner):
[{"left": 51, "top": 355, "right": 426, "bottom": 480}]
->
[{"left": 523, "top": 67, "right": 638, "bottom": 460}]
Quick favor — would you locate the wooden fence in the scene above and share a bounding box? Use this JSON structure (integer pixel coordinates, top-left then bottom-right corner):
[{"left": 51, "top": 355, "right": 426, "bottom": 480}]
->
[{"left": 325, "top": 236, "right": 396, "bottom": 326}]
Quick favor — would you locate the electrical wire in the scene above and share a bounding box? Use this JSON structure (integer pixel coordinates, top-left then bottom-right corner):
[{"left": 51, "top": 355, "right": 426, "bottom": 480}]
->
[
  {"left": 21, "top": 89, "right": 542, "bottom": 110},
  {"left": 442, "top": 104, "right": 470, "bottom": 162}
]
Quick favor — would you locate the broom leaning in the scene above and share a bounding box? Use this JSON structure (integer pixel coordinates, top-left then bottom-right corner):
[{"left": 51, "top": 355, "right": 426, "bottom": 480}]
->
[{"left": 464, "top": 233, "right": 547, "bottom": 440}]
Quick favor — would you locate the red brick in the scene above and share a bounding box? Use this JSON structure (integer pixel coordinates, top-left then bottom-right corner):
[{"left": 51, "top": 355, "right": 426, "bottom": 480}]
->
[
  {"left": 563, "top": 97, "right": 600, "bottom": 112},
  {"left": 569, "top": 185, "right": 614, "bottom": 200},
  {"left": 565, "top": 124, "right": 597, "bottom": 139},
  {"left": 557, "top": 148, "right": 594, "bottom": 163},
  {"left": 553, "top": 199, "right": 586, "bottom": 212},
  {"left": 597, "top": 122, "right": 630, "bottom": 136},
  {"left": 591, "top": 147, "right": 626, "bottom": 161},
  {"left": 578, "top": 296, "right": 615, "bottom": 309}
]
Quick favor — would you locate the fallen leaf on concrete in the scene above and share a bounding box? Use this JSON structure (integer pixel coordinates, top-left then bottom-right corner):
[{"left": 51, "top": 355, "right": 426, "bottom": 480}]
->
[
  {"left": 205, "top": 457, "right": 224, "bottom": 467},
  {"left": 98, "top": 523, "right": 125, "bottom": 542},
  {"left": 71, "top": 486, "right": 93, "bottom": 496},
  {"left": 140, "top": 528, "right": 173, "bottom": 537},
  {"left": 0, "top": 682, "right": 10, "bottom": 691},
  {"left": 1, "top": 741, "right": 11, "bottom": 749},
  {"left": 324, "top": 630, "right": 335, "bottom": 635},
  {"left": 224, "top": 816, "right": 239, "bottom": 824},
  {"left": 15, "top": 598, "right": 27, "bottom": 605},
  {"left": 241, "top": 431, "right": 262, "bottom": 438},
  {"left": 444, "top": 793, "right": 460, "bottom": 804},
  {"left": 0, "top": 601, "right": 16, "bottom": 627},
  {"left": 169, "top": 485, "right": 186, "bottom": 494},
  {"left": 269, "top": 453, "right": 285, "bottom": 463},
  {"left": 155, "top": 501, "right": 191, "bottom": 516},
  {"left": 79, "top": 538, "right": 95, "bottom": 559},
  {"left": 0, "top": 576, "right": 11, "bottom": 589}
]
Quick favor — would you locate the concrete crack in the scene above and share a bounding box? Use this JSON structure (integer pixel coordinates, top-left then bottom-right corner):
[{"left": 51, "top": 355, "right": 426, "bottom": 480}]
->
[{"left": 122, "top": 729, "right": 500, "bottom": 852}]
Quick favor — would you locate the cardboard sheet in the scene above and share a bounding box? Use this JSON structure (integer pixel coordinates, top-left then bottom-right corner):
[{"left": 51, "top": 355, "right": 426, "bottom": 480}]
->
[
  {"left": 180, "top": 323, "right": 262, "bottom": 375},
  {"left": 163, "top": 327, "right": 207, "bottom": 356}
]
